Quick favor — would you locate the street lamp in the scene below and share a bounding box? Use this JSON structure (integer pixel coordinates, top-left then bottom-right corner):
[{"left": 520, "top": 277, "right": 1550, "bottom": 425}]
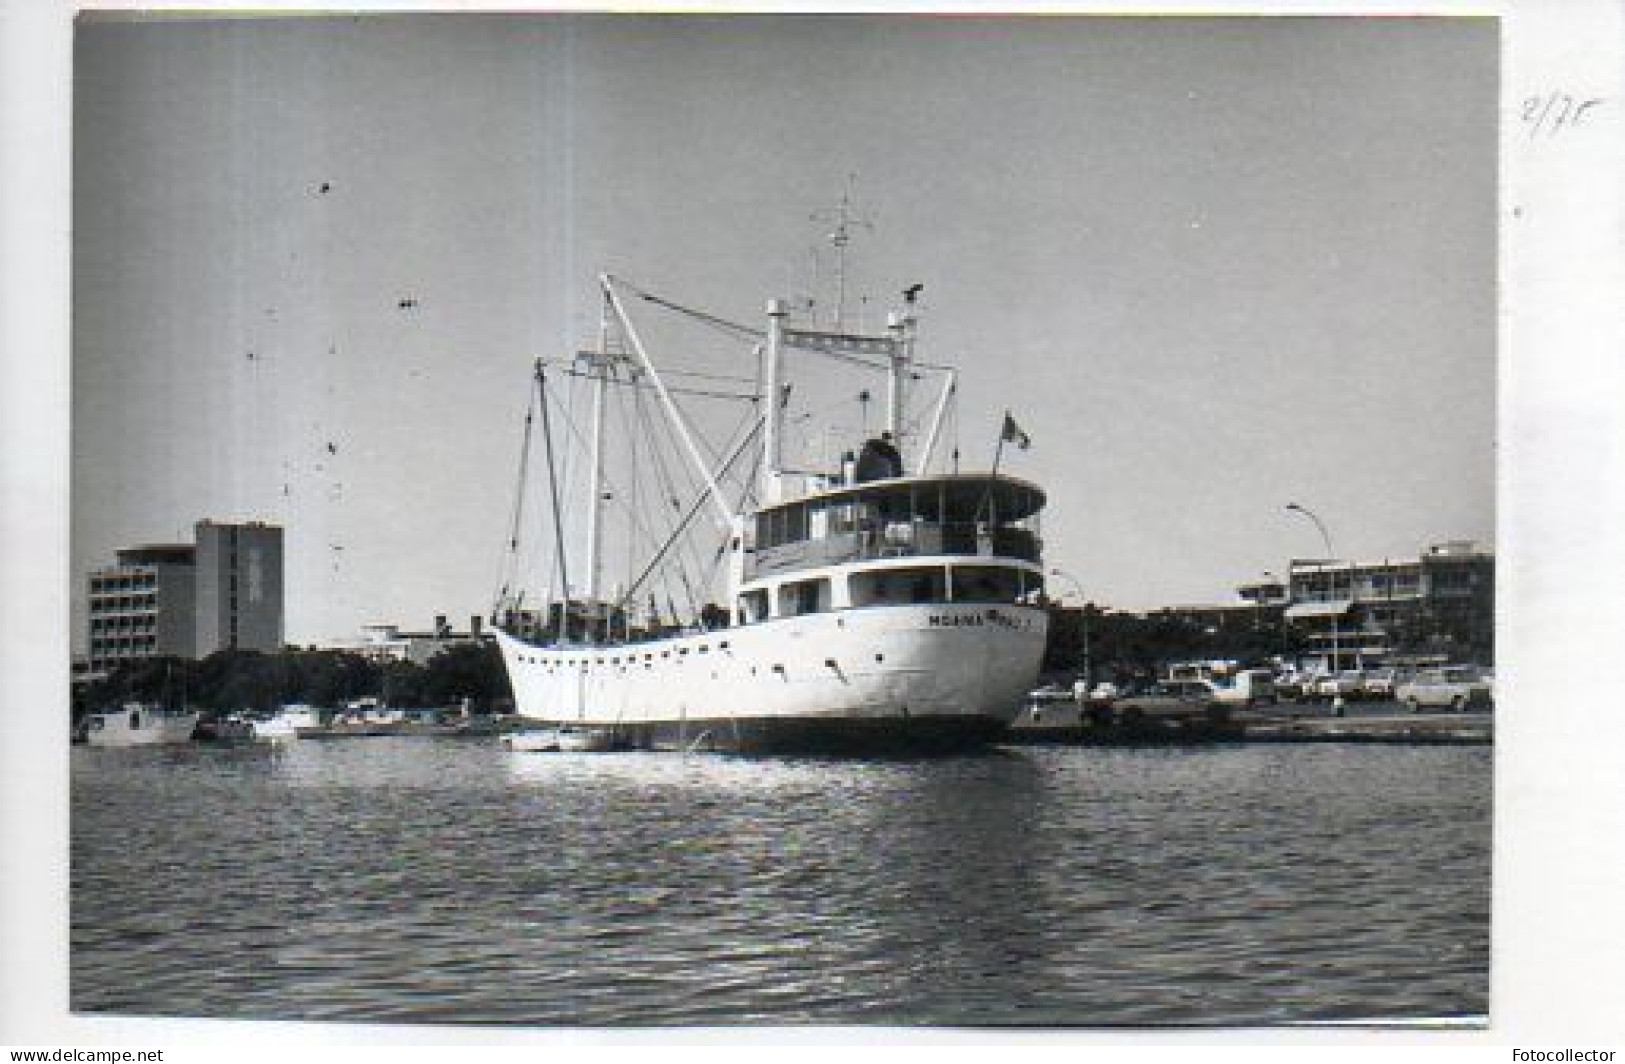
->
[
  {"left": 1258, "top": 569, "right": 1279, "bottom": 655},
  {"left": 1285, "top": 502, "right": 1344, "bottom": 713},
  {"left": 1284, "top": 502, "right": 1333, "bottom": 560},
  {"left": 1049, "top": 567, "right": 1090, "bottom": 695}
]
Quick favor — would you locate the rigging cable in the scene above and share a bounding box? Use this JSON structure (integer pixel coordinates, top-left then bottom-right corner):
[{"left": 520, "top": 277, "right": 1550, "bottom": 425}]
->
[
  {"left": 493, "top": 369, "right": 541, "bottom": 619},
  {"left": 547, "top": 361, "right": 682, "bottom": 580},
  {"left": 631, "top": 376, "right": 694, "bottom": 615},
  {"left": 626, "top": 278, "right": 895, "bottom": 374},
  {"left": 615, "top": 419, "right": 764, "bottom": 617},
  {"left": 535, "top": 361, "right": 573, "bottom": 643},
  {"left": 556, "top": 366, "right": 758, "bottom": 403},
  {"left": 625, "top": 286, "right": 764, "bottom": 344}
]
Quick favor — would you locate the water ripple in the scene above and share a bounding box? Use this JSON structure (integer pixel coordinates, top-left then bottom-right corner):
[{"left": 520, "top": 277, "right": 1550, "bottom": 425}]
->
[{"left": 71, "top": 740, "right": 1490, "bottom": 1026}]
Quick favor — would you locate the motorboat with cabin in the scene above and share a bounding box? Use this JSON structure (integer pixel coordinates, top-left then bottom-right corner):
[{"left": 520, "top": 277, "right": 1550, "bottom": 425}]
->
[{"left": 84, "top": 703, "right": 200, "bottom": 748}]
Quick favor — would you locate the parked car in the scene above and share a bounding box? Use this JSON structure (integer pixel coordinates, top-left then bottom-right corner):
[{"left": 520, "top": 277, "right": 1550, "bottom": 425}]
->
[
  {"left": 1087, "top": 681, "right": 1120, "bottom": 705},
  {"left": 1273, "top": 671, "right": 1315, "bottom": 701},
  {"left": 1112, "top": 681, "right": 1229, "bottom": 726},
  {"left": 1312, "top": 671, "right": 1363, "bottom": 699},
  {"left": 1210, "top": 668, "right": 1277, "bottom": 708},
  {"left": 1395, "top": 666, "right": 1494, "bottom": 712},
  {"left": 1362, "top": 668, "right": 1401, "bottom": 699}
]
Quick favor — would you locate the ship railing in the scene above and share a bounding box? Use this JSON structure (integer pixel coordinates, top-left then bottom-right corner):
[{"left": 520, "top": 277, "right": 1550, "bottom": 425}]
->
[{"left": 749, "top": 522, "right": 1040, "bottom": 578}]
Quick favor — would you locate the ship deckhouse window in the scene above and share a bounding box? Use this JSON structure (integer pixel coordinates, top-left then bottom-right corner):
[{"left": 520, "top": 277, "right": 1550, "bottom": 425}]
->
[
  {"left": 850, "top": 566, "right": 948, "bottom": 607},
  {"left": 758, "top": 503, "right": 810, "bottom": 549},
  {"left": 827, "top": 500, "right": 865, "bottom": 535},
  {"left": 737, "top": 589, "right": 769, "bottom": 625},
  {"left": 951, "top": 566, "right": 1024, "bottom": 605},
  {"left": 785, "top": 505, "right": 808, "bottom": 544},
  {"left": 777, "top": 577, "right": 831, "bottom": 618}
]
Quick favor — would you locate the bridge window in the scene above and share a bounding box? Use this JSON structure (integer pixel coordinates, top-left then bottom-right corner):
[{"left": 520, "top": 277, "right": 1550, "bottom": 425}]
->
[
  {"left": 827, "top": 499, "right": 878, "bottom": 535},
  {"left": 777, "top": 577, "right": 831, "bottom": 618},
  {"left": 850, "top": 566, "right": 948, "bottom": 607},
  {"left": 737, "top": 589, "right": 769, "bottom": 625},
  {"left": 757, "top": 503, "right": 811, "bottom": 549},
  {"left": 952, "top": 566, "right": 1024, "bottom": 604}
]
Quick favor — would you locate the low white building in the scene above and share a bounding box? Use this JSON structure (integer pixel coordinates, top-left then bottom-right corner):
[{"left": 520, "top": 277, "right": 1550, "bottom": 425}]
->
[{"left": 320, "top": 614, "right": 486, "bottom": 666}]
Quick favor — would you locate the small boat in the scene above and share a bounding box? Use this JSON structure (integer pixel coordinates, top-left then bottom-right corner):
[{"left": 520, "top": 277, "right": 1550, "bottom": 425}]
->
[
  {"left": 195, "top": 713, "right": 258, "bottom": 744},
  {"left": 501, "top": 726, "right": 619, "bottom": 753},
  {"left": 250, "top": 704, "right": 323, "bottom": 742},
  {"left": 85, "top": 703, "right": 200, "bottom": 747}
]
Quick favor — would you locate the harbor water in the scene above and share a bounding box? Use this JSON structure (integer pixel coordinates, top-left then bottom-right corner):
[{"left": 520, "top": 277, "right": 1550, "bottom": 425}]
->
[{"left": 71, "top": 739, "right": 1490, "bottom": 1026}]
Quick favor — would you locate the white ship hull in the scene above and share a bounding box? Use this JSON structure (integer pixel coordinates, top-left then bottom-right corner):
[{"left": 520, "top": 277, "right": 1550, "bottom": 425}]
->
[
  {"left": 494, "top": 602, "right": 1047, "bottom": 753},
  {"left": 85, "top": 706, "right": 199, "bottom": 748}
]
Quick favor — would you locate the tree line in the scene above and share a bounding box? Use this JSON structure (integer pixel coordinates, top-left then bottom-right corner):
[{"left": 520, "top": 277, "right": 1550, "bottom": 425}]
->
[
  {"left": 1041, "top": 604, "right": 1304, "bottom": 687},
  {"left": 75, "top": 642, "right": 511, "bottom": 719}
]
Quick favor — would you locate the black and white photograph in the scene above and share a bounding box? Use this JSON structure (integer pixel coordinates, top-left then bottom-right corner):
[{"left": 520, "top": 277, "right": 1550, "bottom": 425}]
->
[{"left": 4, "top": 0, "right": 1625, "bottom": 1050}]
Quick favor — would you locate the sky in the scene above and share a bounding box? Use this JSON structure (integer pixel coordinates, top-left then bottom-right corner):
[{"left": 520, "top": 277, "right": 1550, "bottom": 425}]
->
[{"left": 70, "top": 13, "right": 1497, "bottom": 647}]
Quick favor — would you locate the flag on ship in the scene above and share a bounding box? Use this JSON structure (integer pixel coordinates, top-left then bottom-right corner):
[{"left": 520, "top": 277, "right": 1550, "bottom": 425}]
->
[{"left": 1001, "top": 411, "right": 1031, "bottom": 450}]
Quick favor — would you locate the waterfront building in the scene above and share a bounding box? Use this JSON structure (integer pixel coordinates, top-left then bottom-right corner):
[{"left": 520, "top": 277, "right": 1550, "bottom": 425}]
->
[
  {"left": 193, "top": 520, "right": 284, "bottom": 657},
  {"left": 1128, "top": 541, "right": 1495, "bottom": 675},
  {"left": 84, "top": 520, "right": 284, "bottom": 676},
  {"left": 1256, "top": 540, "right": 1494, "bottom": 671},
  {"left": 319, "top": 614, "right": 487, "bottom": 666},
  {"left": 86, "top": 543, "right": 198, "bottom": 676}
]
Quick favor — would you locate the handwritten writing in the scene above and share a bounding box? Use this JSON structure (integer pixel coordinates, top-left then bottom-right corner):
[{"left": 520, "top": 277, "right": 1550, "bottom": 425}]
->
[{"left": 1521, "top": 91, "right": 1604, "bottom": 139}]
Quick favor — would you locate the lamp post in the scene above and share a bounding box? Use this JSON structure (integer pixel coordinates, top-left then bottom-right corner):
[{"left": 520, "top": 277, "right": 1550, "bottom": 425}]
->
[
  {"left": 1049, "top": 567, "right": 1090, "bottom": 698},
  {"left": 1285, "top": 502, "right": 1344, "bottom": 715},
  {"left": 1259, "top": 569, "right": 1279, "bottom": 659}
]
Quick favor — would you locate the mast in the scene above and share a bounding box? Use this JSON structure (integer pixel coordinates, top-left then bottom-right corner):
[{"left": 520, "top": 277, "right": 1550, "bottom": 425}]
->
[
  {"left": 763, "top": 299, "right": 787, "bottom": 504},
  {"left": 581, "top": 296, "right": 612, "bottom": 606},
  {"left": 886, "top": 309, "right": 912, "bottom": 451},
  {"left": 810, "top": 178, "right": 871, "bottom": 332}
]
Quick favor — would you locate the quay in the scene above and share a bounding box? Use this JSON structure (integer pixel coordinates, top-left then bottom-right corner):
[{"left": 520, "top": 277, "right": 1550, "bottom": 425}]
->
[
  {"left": 1007, "top": 701, "right": 1493, "bottom": 747},
  {"left": 292, "top": 718, "right": 504, "bottom": 740}
]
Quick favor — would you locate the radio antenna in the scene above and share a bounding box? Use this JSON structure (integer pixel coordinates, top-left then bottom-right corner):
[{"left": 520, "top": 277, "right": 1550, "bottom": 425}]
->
[{"left": 809, "top": 175, "right": 873, "bottom": 332}]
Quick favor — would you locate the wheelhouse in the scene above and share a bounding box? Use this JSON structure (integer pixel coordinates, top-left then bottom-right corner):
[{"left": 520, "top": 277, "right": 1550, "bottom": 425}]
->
[
  {"left": 746, "top": 473, "right": 1044, "bottom": 580},
  {"left": 732, "top": 472, "right": 1046, "bottom": 624}
]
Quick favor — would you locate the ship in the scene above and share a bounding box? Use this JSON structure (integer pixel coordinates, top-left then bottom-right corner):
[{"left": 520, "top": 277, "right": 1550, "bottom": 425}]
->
[{"left": 490, "top": 246, "right": 1049, "bottom": 753}]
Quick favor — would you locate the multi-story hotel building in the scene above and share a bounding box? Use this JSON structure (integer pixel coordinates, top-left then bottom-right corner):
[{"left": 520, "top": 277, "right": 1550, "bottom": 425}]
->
[
  {"left": 85, "top": 520, "right": 284, "bottom": 676},
  {"left": 86, "top": 544, "right": 198, "bottom": 675},
  {"left": 1238, "top": 539, "right": 1494, "bottom": 671},
  {"left": 194, "top": 520, "right": 285, "bottom": 658}
]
